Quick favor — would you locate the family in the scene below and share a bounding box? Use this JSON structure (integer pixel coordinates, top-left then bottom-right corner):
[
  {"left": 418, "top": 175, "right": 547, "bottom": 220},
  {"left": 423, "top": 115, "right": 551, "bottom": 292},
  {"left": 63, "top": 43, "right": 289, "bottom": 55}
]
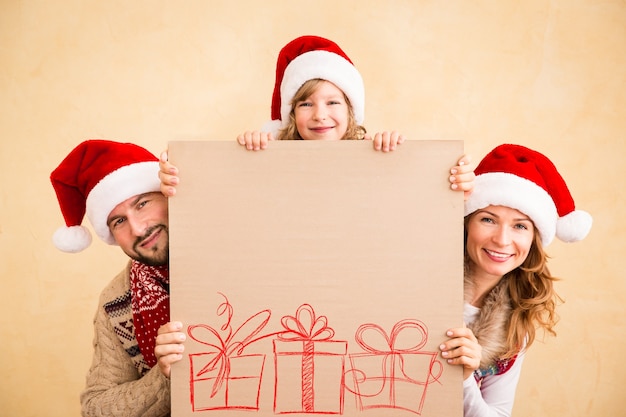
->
[{"left": 50, "top": 35, "right": 592, "bottom": 417}]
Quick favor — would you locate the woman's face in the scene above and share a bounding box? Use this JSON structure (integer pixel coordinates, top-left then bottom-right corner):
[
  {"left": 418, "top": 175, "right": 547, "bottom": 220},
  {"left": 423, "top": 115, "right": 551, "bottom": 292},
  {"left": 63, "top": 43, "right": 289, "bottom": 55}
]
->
[
  {"left": 465, "top": 205, "right": 535, "bottom": 282},
  {"left": 293, "top": 80, "right": 349, "bottom": 141}
]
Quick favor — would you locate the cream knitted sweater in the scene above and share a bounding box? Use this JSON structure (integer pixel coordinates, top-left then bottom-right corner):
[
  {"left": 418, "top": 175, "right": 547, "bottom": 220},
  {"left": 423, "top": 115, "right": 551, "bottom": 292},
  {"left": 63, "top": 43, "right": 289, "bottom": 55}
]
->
[{"left": 80, "top": 262, "right": 171, "bottom": 417}]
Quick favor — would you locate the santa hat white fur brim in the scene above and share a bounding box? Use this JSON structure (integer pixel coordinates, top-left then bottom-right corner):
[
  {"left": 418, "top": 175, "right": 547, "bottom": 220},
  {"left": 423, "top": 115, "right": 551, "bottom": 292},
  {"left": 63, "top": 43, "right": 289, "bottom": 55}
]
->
[{"left": 465, "top": 173, "right": 592, "bottom": 245}]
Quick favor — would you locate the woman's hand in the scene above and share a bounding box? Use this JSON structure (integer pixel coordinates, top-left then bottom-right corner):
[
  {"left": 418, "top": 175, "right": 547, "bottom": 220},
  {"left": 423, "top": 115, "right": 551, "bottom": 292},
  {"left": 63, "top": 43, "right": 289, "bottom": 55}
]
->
[
  {"left": 154, "top": 321, "right": 186, "bottom": 378},
  {"left": 440, "top": 326, "right": 482, "bottom": 380},
  {"left": 158, "top": 151, "right": 179, "bottom": 197},
  {"left": 449, "top": 155, "right": 475, "bottom": 200},
  {"left": 237, "top": 131, "right": 274, "bottom": 151}
]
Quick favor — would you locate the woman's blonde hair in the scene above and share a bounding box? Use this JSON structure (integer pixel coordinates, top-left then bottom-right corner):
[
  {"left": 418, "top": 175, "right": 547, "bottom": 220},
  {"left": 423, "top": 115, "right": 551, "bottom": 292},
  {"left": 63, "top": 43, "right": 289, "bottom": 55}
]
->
[
  {"left": 504, "top": 231, "right": 562, "bottom": 357},
  {"left": 276, "top": 79, "right": 366, "bottom": 141},
  {"left": 464, "top": 215, "right": 562, "bottom": 359}
]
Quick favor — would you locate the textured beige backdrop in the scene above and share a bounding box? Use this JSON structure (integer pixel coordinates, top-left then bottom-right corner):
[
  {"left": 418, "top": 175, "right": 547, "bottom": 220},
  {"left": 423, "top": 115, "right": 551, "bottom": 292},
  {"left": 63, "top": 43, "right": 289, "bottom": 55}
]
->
[{"left": 1, "top": 1, "right": 623, "bottom": 416}]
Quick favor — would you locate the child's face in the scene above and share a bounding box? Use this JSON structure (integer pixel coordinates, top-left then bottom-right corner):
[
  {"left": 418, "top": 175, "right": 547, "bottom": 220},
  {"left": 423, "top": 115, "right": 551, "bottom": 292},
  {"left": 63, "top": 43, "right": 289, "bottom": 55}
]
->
[{"left": 293, "top": 80, "right": 349, "bottom": 140}]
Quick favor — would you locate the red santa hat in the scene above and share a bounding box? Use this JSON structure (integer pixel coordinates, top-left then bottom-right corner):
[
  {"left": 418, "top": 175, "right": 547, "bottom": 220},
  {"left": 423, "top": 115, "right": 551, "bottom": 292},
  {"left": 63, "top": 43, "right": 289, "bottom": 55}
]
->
[
  {"left": 464, "top": 144, "right": 592, "bottom": 246},
  {"left": 50, "top": 140, "right": 161, "bottom": 253},
  {"left": 262, "top": 35, "right": 365, "bottom": 135}
]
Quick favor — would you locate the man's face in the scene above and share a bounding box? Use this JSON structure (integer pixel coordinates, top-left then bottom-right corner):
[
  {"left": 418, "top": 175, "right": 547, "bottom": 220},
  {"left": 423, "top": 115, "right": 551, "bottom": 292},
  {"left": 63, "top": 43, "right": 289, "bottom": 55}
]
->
[{"left": 107, "top": 192, "right": 169, "bottom": 266}]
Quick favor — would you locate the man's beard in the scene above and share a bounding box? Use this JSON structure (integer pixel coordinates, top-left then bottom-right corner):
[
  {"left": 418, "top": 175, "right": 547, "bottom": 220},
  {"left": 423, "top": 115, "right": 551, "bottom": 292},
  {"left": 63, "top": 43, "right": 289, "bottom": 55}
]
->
[{"left": 130, "top": 224, "right": 169, "bottom": 266}]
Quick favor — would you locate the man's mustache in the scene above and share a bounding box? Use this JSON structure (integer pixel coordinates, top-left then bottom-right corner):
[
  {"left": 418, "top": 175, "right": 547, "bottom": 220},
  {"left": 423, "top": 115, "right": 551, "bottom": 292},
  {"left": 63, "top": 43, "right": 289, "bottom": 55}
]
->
[{"left": 133, "top": 224, "right": 166, "bottom": 251}]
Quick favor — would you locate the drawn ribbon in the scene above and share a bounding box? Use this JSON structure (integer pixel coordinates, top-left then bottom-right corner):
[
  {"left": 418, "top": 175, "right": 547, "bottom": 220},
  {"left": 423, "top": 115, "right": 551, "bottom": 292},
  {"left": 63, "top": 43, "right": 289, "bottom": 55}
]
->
[{"left": 278, "top": 304, "right": 335, "bottom": 412}]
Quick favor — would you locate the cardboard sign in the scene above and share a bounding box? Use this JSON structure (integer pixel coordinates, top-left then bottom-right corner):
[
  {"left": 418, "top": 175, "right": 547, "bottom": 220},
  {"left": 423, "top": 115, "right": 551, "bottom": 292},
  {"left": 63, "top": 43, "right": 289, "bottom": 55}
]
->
[{"left": 169, "top": 140, "right": 464, "bottom": 416}]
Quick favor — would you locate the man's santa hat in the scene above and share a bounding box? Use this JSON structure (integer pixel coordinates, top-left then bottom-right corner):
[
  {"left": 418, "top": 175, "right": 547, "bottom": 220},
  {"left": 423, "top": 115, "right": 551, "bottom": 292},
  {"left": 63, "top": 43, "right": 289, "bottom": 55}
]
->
[
  {"left": 465, "top": 144, "right": 592, "bottom": 246},
  {"left": 262, "top": 35, "right": 365, "bottom": 136},
  {"left": 50, "top": 140, "right": 161, "bottom": 253}
]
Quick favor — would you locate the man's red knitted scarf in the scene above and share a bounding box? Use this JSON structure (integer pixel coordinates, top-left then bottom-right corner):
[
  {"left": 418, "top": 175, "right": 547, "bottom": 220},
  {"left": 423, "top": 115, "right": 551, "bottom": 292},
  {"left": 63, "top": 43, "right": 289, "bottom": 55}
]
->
[{"left": 129, "top": 260, "right": 170, "bottom": 368}]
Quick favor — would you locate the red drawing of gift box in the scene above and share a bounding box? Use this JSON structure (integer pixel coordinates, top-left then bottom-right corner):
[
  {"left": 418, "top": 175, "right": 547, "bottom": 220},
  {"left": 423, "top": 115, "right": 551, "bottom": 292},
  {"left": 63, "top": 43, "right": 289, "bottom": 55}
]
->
[
  {"left": 345, "top": 319, "right": 443, "bottom": 415},
  {"left": 273, "top": 304, "right": 347, "bottom": 414},
  {"left": 186, "top": 301, "right": 277, "bottom": 412},
  {"left": 189, "top": 352, "right": 265, "bottom": 411}
]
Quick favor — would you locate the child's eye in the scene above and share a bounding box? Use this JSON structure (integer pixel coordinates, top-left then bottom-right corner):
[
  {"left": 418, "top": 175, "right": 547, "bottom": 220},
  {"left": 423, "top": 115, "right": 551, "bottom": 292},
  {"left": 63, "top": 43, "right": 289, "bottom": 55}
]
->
[{"left": 297, "top": 102, "right": 312, "bottom": 107}]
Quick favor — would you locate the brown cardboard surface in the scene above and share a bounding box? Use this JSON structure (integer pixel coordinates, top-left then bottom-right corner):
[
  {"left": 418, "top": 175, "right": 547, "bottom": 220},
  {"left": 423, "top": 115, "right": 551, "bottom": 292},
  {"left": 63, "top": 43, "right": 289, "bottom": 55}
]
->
[{"left": 168, "top": 140, "right": 464, "bottom": 416}]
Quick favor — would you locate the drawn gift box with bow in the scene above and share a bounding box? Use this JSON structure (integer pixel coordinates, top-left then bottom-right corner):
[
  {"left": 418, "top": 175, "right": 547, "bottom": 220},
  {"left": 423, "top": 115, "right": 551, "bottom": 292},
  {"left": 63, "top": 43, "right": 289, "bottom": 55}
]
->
[
  {"left": 273, "top": 304, "right": 347, "bottom": 414},
  {"left": 345, "top": 319, "right": 443, "bottom": 415},
  {"left": 187, "top": 294, "right": 279, "bottom": 412},
  {"left": 189, "top": 351, "right": 265, "bottom": 411}
]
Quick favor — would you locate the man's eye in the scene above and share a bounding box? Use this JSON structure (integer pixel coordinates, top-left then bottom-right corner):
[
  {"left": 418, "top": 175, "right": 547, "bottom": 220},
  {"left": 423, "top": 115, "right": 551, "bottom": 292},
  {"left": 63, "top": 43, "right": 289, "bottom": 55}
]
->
[{"left": 110, "top": 218, "right": 125, "bottom": 229}]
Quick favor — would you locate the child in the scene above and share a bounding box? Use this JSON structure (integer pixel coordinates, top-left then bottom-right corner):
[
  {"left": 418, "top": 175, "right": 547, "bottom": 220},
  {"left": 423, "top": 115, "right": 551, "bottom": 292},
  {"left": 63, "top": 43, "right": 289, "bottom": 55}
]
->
[
  {"left": 159, "top": 35, "right": 475, "bottom": 197},
  {"left": 238, "top": 35, "right": 402, "bottom": 150},
  {"left": 439, "top": 144, "right": 592, "bottom": 416}
]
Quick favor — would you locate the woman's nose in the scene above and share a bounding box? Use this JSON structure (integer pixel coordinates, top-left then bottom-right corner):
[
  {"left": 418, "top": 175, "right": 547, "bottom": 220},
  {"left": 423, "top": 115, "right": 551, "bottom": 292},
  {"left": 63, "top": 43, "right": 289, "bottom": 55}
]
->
[{"left": 492, "top": 226, "right": 512, "bottom": 245}]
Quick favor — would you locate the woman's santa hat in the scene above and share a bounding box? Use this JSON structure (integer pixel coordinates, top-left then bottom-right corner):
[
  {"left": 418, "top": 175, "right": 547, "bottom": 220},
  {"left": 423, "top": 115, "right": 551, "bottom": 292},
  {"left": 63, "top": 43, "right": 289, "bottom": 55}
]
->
[
  {"left": 262, "top": 35, "right": 365, "bottom": 135},
  {"left": 465, "top": 144, "right": 592, "bottom": 246},
  {"left": 50, "top": 140, "right": 161, "bottom": 253}
]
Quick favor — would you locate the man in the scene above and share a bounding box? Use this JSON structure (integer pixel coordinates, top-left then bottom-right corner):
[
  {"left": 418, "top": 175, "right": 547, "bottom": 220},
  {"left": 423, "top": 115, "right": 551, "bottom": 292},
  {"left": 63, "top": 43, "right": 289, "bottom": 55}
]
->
[{"left": 51, "top": 140, "right": 184, "bottom": 417}]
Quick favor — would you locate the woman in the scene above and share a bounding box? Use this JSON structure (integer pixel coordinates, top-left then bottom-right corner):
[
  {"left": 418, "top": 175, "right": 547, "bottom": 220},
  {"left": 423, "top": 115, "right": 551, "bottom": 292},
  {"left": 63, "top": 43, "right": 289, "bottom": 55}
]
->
[{"left": 439, "top": 143, "right": 592, "bottom": 416}]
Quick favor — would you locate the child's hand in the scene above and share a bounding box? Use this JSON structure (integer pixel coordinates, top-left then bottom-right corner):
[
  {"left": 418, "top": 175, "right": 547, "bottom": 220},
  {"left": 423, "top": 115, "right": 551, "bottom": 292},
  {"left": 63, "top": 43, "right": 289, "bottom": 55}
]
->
[
  {"left": 440, "top": 326, "right": 482, "bottom": 380},
  {"left": 237, "top": 131, "right": 274, "bottom": 151},
  {"left": 369, "top": 131, "right": 405, "bottom": 152},
  {"left": 449, "top": 155, "right": 475, "bottom": 200},
  {"left": 158, "top": 151, "right": 179, "bottom": 197}
]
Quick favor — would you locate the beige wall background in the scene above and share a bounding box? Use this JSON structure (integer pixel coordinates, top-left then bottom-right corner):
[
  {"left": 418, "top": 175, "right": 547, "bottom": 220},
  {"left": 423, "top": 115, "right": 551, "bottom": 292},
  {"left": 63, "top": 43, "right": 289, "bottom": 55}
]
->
[{"left": 1, "top": 1, "right": 623, "bottom": 416}]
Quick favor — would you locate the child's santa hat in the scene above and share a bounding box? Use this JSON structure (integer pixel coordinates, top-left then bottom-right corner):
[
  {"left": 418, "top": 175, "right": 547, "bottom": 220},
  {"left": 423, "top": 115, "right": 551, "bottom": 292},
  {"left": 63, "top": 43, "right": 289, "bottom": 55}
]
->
[
  {"left": 50, "top": 140, "right": 161, "bottom": 253},
  {"left": 464, "top": 144, "right": 592, "bottom": 246},
  {"left": 262, "top": 35, "right": 365, "bottom": 136}
]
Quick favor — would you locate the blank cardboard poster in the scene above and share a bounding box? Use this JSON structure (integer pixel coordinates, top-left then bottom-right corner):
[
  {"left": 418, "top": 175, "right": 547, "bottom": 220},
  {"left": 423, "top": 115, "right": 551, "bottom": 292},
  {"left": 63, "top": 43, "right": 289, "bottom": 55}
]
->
[{"left": 169, "top": 140, "right": 464, "bottom": 417}]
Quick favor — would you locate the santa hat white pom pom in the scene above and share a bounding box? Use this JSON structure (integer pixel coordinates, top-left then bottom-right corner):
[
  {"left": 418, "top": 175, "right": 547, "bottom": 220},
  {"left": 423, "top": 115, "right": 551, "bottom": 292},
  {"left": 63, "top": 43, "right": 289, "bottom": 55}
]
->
[
  {"left": 556, "top": 210, "right": 593, "bottom": 243},
  {"left": 53, "top": 225, "right": 92, "bottom": 253}
]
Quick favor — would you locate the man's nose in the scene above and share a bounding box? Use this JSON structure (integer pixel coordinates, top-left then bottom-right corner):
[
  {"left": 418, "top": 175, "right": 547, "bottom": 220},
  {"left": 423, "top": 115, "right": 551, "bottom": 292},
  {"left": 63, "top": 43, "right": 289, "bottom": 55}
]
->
[{"left": 127, "top": 215, "right": 147, "bottom": 237}]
